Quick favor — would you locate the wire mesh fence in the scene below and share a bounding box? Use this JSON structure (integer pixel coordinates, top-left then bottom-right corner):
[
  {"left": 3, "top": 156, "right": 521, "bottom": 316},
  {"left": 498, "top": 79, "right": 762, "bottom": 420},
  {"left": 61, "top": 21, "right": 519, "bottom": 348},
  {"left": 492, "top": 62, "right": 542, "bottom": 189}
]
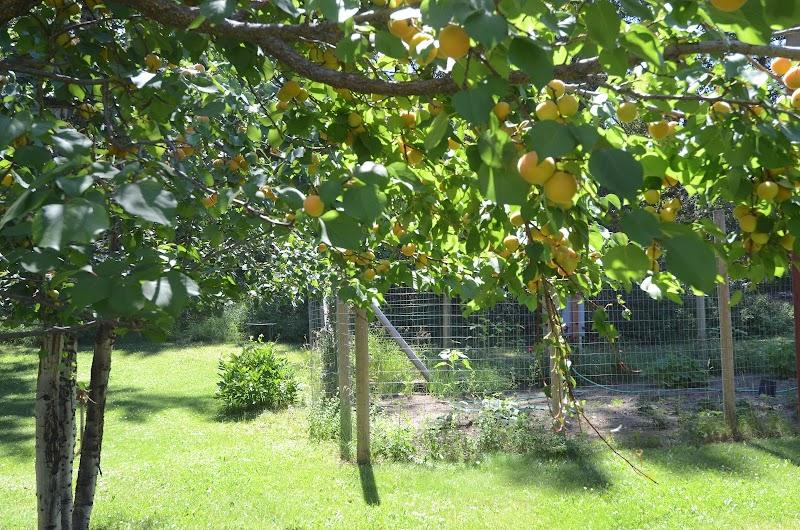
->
[{"left": 308, "top": 280, "right": 799, "bottom": 411}]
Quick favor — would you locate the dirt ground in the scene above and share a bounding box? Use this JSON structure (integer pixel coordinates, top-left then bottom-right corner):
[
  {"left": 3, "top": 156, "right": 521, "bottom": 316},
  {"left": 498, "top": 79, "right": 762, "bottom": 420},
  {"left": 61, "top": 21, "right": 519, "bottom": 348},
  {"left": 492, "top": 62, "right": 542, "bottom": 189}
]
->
[{"left": 376, "top": 375, "right": 799, "bottom": 443}]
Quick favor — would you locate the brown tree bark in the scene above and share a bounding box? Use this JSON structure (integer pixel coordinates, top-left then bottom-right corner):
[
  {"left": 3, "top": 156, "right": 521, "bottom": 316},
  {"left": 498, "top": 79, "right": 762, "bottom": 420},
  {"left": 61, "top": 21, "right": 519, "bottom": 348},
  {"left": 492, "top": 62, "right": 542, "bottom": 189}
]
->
[
  {"left": 57, "top": 334, "right": 77, "bottom": 529},
  {"left": 72, "top": 323, "right": 115, "bottom": 530},
  {"left": 35, "top": 331, "right": 64, "bottom": 530}
]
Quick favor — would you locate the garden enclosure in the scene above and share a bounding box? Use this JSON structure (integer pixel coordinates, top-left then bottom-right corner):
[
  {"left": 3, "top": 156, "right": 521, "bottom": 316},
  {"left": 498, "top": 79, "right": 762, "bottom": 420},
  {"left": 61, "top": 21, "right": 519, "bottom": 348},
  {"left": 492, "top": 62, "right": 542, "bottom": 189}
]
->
[{"left": 308, "top": 278, "right": 800, "bottom": 460}]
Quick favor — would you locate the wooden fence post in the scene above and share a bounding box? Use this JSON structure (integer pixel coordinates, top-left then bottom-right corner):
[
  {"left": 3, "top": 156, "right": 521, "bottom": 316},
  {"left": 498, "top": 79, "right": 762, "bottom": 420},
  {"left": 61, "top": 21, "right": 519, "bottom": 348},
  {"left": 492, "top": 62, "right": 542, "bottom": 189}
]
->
[
  {"left": 442, "top": 295, "right": 451, "bottom": 349},
  {"left": 791, "top": 256, "right": 800, "bottom": 417},
  {"left": 714, "top": 209, "right": 737, "bottom": 432},
  {"left": 355, "top": 307, "right": 370, "bottom": 465},
  {"left": 335, "top": 299, "right": 352, "bottom": 460}
]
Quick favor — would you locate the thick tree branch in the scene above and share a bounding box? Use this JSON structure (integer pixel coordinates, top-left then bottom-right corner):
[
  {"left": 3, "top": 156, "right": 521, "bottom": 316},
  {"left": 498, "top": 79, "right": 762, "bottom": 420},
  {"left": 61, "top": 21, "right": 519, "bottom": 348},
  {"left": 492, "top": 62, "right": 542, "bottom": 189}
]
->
[
  {"left": 115, "top": 0, "right": 800, "bottom": 96},
  {"left": 0, "top": 0, "right": 39, "bottom": 27}
]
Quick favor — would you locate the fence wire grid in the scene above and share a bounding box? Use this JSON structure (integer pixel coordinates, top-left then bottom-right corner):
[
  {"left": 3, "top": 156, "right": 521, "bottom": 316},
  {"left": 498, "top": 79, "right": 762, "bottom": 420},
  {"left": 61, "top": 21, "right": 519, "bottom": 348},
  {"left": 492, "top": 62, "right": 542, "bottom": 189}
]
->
[{"left": 309, "top": 280, "right": 798, "bottom": 409}]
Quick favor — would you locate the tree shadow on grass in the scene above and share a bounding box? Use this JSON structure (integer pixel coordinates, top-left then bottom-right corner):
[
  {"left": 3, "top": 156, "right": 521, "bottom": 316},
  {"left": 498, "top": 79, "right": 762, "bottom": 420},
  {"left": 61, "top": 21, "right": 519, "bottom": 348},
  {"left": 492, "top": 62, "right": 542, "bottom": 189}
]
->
[
  {"left": 107, "top": 386, "right": 218, "bottom": 424},
  {"left": 358, "top": 463, "right": 381, "bottom": 506},
  {"left": 0, "top": 359, "right": 38, "bottom": 460},
  {"left": 748, "top": 438, "right": 800, "bottom": 466},
  {"left": 498, "top": 440, "right": 613, "bottom": 492}
]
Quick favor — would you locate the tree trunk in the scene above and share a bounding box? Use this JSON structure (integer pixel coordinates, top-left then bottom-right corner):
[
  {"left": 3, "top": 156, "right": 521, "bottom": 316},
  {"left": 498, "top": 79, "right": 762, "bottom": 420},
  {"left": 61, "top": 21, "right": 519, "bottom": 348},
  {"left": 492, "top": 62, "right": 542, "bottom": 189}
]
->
[
  {"left": 58, "top": 334, "right": 77, "bottom": 529},
  {"left": 72, "top": 323, "right": 115, "bottom": 530},
  {"left": 36, "top": 332, "right": 64, "bottom": 530}
]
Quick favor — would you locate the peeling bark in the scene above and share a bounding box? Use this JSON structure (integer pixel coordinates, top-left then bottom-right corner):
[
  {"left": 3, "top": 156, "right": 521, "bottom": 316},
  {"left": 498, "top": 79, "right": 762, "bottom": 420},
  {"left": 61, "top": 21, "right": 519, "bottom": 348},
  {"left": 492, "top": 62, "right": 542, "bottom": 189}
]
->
[
  {"left": 72, "top": 323, "right": 115, "bottom": 530},
  {"left": 57, "top": 334, "right": 77, "bottom": 530},
  {"left": 36, "top": 332, "right": 64, "bottom": 530}
]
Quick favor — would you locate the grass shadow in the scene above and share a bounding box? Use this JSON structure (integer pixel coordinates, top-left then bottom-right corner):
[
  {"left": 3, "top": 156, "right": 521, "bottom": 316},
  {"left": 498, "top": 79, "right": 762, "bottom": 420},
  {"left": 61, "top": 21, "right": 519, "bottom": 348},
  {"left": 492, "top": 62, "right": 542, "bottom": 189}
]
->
[
  {"left": 108, "top": 386, "right": 218, "bottom": 423},
  {"left": 0, "top": 358, "right": 38, "bottom": 459},
  {"left": 358, "top": 463, "right": 381, "bottom": 506},
  {"left": 748, "top": 438, "right": 800, "bottom": 466}
]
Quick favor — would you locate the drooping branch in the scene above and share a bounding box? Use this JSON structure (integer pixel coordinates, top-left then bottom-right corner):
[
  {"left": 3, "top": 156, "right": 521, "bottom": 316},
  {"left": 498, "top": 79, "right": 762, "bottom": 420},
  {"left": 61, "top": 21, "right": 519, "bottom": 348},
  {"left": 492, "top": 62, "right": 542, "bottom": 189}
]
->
[
  {"left": 0, "top": 0, "right": 39, "bottom": 27},
  {"left": 0, "top": 321, "right": 99, "bottom": 342},
  {"left": 0, "top": 60, "right": 110, "bottom": 85}
]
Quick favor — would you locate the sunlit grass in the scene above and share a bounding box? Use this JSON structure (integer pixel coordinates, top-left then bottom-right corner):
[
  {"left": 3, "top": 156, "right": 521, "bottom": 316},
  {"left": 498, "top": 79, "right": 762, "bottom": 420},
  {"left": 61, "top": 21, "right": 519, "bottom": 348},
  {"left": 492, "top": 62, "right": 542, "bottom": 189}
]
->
[{"left": 1, "top": 342, "right": 799, "bottom": 529}]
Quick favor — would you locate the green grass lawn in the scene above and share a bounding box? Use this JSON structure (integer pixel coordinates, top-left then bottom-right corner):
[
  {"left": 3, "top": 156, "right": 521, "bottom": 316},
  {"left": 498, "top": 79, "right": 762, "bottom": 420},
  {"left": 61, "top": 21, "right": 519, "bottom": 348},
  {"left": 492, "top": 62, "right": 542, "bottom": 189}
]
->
[{"left": 2, "top": 342, "right": 800, "bottom": 529}]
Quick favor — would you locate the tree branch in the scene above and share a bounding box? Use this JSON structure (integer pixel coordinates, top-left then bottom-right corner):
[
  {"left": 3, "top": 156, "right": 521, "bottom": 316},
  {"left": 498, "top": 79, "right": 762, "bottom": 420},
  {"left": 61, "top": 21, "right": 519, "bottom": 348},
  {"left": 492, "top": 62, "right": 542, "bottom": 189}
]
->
[
  {"left": 0, "top": 0, "right": 39, "bottom": 27},
  {"left": 114, "top": 0, "right": 800, "bottom": 96},
  {"left": 0, "top": 321, "right": 99, "bottom": 342},
  {"left": 0, "top": 59, "right": 110, "bottom": 85}
]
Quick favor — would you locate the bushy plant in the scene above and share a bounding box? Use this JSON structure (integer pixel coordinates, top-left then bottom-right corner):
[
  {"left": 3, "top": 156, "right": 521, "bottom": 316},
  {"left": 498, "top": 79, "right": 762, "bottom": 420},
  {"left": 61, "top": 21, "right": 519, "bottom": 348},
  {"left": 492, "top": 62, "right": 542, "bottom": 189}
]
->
[
  {"left": 653, "top": 354, "right": 709, "bottom": 388},
  {"left": 181, "top": 302, "right": 248, "bottom": 343},
  {"left": 307, "top": 397, "right": 341, "bottom": 442},
  {"left": 368, "top": 329, "right": 421, "bottom": 395},
  {"left": 733, "top": 293, "right": 793, "bottom": 339},
  {"left": 371, "top": 414, "right": 417, "bottom": 462},
  {"left": 216, "top": 340, "right": 298, "bottom": 414}
]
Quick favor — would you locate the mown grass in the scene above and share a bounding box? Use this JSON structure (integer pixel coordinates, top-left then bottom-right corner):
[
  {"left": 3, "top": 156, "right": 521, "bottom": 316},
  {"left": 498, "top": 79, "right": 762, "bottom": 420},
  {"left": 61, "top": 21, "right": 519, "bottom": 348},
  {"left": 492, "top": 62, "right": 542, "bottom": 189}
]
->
[{"left": 2, "top": 342, "right": 800, "bottom": 529}]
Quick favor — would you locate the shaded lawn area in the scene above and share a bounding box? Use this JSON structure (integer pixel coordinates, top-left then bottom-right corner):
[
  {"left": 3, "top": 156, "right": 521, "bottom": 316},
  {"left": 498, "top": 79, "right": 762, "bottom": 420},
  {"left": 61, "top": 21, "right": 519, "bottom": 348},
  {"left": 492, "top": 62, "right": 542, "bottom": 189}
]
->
[{"left": 2, "top": 342, "right": 800, "bottom": 529}]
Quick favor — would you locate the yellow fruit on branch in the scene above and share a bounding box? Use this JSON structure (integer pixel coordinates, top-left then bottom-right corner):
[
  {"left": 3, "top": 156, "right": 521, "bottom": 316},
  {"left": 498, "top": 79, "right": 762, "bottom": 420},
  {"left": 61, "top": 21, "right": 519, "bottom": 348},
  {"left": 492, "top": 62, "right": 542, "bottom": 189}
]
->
[
  {"left": 144, "top": 53, "right": 161, "bottom": 72},
  {"left": 659, "top": 207, "right": 677, "bottom": 222},
  {"left": 303, "top": 194, "right": 325, "bottom": 217},
  {"left": 556, "top": 94, "right": 579, "bottom": 117},
  {"left": 1, "top": 172, "right": 13, "bottom": 187},
  {"left": 776, "top": 185, "right": 792, "bottom": 202},
  {"left": 503, "top": 235, "right": 520, "bottom": 252},
  {"left": 277, "top": 80, "right": 302, "bottom": 101},
  {"left": 493, "top": 101, "right": 511, "bottom": 121},
  {"left": 401, "top": 242, "right": 416, "bottom": 257},
  {"left": 510, "top": 211, "right": 524, "bottom": 227},
  {"left": 389, "top": 18, "right": 418, "bottom": 41},
  {"left": 791, "top": 88, "right": 800, "bottom": 110},
  {"left": 751, "top": 232, "right": 769, "bottom": 245},
  {"left": 347, "top": 112, "right": 363, "bottom": 128},
  {"left": 738, "top": 213, "right": 757, "bottom": 233},
  {"left": 517, "top": 152, "right": 555, "bottom": 185},
  {"left": 648, "top": 120, "right": 672, "bottom": 140},
  {"left": 428, "top": 99, "right": 443, "bottom": 116},
  {"left": 400, "top": 112, "right": 417, "bottom": 128},
  {"left": 448, "top": 138, "right": 461, "bottom": 150},
  {"left": 201, "top": 193, "right": 218, "bottom": 208},
  {"left": 362, "top": 268, "right": 377, "bottom": 281},
  {"left": 756, "top": 181, "right": 778, "bottom": 201},
  {"left": 617, "top": 102, "right": 638, "bottom": 123},
  {"left": 547, "top": 79, "right": 565, "bottom": 98},
  {"left": 733, "top": 204, "right": 750, "bottom": 219},
  {"left": 438, "top": 25, "right": 470, "bottom": 59},
  {"left": 783, "top": 66, "right": 800, "bottom": 90},
  {"left": 643, "top": 189, "right": 660, "bottom": 205},
  {"left": 771, "top": 57, "right": 792, "bottom": 76},
  {"left": 781, "top": 234, "right": 796, "bottom": 252},
  {"left": 400, "top": 142, "right": 423, "bottom": 165},
  {"left": 317, "top": 243, "right": 328, "bottom": 253},
  {"left": 709, "top": 0, "right": 747, "bottom": 11},
  {"left": 645, "top": 243, "right": 662, "bottom": 260},
  {"left": 544, "top": 171, "right": 578, "bottom": 207},
  {"left": 535, "top": 100, "right": 559, "bottom": 121},
  {"left": 711, "top": 101, "right": 732, "bottom": 115}
]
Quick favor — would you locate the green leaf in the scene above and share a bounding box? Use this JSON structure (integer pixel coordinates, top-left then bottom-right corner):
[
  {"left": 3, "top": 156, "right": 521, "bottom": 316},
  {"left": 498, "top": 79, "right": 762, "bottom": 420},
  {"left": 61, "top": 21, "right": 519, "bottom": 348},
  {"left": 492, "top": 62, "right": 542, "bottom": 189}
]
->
[
  {"left": 602, "top": 245, "right": 649, "bottom": 284},
  {"left": 142, "top": 271, "right": 198, "bottom": 314},
  {"left": 588, "top": 148, "right": 643, "bottom": 200},
  {"left": 56, "top": 175, "right": 94, "bottom": 197},
  {"left": 0, "top": 116, "right": 27, "bottom": 148},
  {"left": 276, "top": 187, "right": 304, "bottom": 209},
  {"left": 507, "top": 37, "right": 554, "bottom": 88},
  {"left": 620, "top": 209, "right": 661, "bottom": 245},
  {"left": 115, "top": 180, "right": 178, "bottom": 226},
  {"left": 51, "top": 128, "right": 92, "bottom": 157},
  {"left": 477, "top": 165, "right": 530, "bottom": 206},
  {"left": 452, "top": 85, "right": 493, "bottom": 126},
  {"left": 464, "top": 12, "right": 508, "bottom": 49},
  {"left": 424, "top": 113, "right": 450, "bottom": 152},
  {"left": 526, "top": 121, "right": 575, "bottom": 158},
  {"left": 319, "top": 210, "right": 365, "bottom": 249},
  {"left": 69, "top": 272, "right": 111, "bottom": 307},
  {"left": 341, "top": 184, "right": 387, "bottom": 223},
  {"left": 375, "top": 30, "right": 407, "bottom": 59},
  {"left": 584, "top": 0, "right": 619, "bottom": 47},
  {"left": 663, "top": 234, "right": 717, "bottom": 293},
  {"left": 353, "top": 162, "right": 389, "bottom": 188},
  {"left": 622, "top": 24, "right": 662, "bottom": 66},
  {"left": 32, "top": 199, "right": 109, "bottom": 250},
  {"left": 18, "top": 248, "right": 60, "bottom": 274}
]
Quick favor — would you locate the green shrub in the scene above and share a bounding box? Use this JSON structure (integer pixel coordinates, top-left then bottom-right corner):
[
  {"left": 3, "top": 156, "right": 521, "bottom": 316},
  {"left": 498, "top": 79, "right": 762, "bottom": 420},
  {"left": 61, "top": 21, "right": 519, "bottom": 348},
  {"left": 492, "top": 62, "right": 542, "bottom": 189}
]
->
[
  {"left": 371, "top": 414, "right": 417, "bottom": 462},
  {"left": 680, "top": 410, "right": 732, "bottom": 443},
  {"left": 307, "top": 397, "right": 341, "bottom": 442},
  {"left": 182, "top": 302, "right": 248, "bottom": 344},
  {"left": 733, "top": 293, "right": 793, "bottom": 339},
  {"left": 216, "top": 341, "right": 298, "bottom": 414},
  {"left": 419, "top": 414, "right": 479, "bottom": 462},
  {"left": 653, "top": 354, "right": 709, "bottom": 388},
  {"left": 734, "top": 337, "right": 796, "bottom": 378},
  {"left": 369, "top": 329, "right": 421, "bottom": 395}
]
